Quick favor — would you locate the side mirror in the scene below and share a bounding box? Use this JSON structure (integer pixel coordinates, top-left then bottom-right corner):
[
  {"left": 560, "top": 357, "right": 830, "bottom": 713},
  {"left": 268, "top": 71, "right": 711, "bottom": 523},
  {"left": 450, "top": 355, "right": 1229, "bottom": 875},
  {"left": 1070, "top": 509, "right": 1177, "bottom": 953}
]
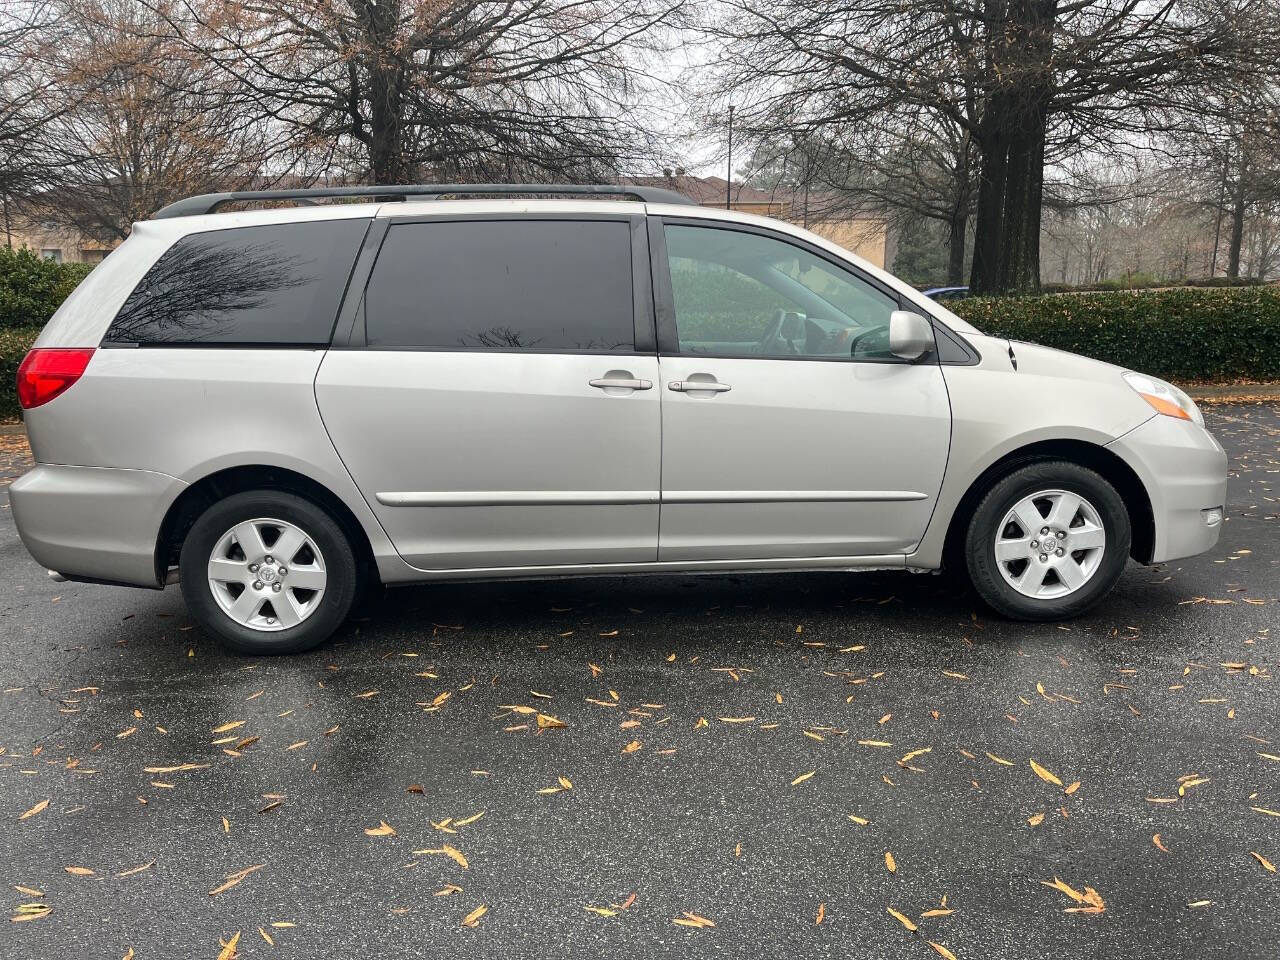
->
[{"left": 889, "top": 311, "right": 934, "bottom": 360}]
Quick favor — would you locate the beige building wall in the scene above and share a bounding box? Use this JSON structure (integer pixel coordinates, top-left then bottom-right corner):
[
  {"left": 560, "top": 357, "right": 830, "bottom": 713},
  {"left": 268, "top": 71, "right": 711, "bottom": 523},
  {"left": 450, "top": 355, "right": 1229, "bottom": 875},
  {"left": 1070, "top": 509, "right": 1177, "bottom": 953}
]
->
[
  {"left": 696, "top": 199, "right": 890, "bottom": 270},
  {"left": 806, "top": 218, "right": 889, "bottom": 270},
  {"left": 4, "top": 221, "right": 114, "bottom": 264}
]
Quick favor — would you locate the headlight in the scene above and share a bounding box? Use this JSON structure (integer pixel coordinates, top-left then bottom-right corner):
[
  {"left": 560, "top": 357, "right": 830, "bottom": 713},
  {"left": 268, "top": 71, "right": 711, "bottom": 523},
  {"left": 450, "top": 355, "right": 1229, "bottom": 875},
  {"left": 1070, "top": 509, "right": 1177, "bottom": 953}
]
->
[{"left": 1123, "top": 372, "right": 1203, "bottom": 427}]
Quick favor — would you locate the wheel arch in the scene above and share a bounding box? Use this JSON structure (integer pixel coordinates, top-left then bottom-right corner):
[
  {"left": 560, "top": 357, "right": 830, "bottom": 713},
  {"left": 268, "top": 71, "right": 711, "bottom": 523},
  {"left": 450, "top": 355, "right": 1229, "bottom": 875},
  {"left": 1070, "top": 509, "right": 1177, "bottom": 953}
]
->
[
  {"left": 155, "top": 464, "right": 381, "bottom": 588},
  {"left": 941, "top": 439, "right": 1156, "bottom": 568}
]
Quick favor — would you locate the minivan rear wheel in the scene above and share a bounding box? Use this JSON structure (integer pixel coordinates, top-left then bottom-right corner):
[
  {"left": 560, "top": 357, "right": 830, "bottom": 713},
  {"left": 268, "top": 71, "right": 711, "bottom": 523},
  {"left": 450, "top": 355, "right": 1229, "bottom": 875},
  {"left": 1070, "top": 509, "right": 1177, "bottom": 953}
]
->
[
  {"left": 965, "top": 461, "right": 1131, "bottom": 620},
  {"left": 179, "top": 490, "right": 358, "bottom": 654}
]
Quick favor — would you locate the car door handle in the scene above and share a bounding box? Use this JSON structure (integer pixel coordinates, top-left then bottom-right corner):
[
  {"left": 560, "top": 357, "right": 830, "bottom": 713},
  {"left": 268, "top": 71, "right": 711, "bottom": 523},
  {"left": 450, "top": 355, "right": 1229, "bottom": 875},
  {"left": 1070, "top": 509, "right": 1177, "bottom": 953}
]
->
[
  {"left": 589, "top": 377, "right": 652, "bottom": 390},
  {"left": 669, "top": 380, "right": 731, "bottom": 393}
]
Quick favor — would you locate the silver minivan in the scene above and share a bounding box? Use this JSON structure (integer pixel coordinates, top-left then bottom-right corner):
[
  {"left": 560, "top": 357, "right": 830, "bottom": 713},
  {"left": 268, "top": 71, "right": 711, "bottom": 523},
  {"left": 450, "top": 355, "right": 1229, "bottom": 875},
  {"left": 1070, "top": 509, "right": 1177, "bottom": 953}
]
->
[{"left": 10, "top": 184, "right": 1227, "bottom": 653}]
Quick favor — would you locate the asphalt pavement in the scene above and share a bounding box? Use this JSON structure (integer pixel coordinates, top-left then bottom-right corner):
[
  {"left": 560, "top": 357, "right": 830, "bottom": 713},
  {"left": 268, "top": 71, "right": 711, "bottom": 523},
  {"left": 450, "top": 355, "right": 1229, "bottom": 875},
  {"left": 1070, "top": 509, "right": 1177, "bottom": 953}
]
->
[{"left": 1, "top": 405, "right": 1278, "bottom": 960}]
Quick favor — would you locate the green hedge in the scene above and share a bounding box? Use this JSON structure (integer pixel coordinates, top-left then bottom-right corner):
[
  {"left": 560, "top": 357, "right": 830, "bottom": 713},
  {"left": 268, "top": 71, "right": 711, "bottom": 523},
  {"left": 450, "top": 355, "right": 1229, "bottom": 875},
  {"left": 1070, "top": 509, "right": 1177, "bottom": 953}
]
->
[
  {"left": 0, "top": 326, "right": 41, "bottom": 420},
  {"left": 951, "top": 286, "right": 1280, "bottom": 382},
  {"left": 1038, "top": 275, "right": 1262, "bottom": 294},
  {"left": 0, "top": 246, "right": 94, "bottom": 329}
]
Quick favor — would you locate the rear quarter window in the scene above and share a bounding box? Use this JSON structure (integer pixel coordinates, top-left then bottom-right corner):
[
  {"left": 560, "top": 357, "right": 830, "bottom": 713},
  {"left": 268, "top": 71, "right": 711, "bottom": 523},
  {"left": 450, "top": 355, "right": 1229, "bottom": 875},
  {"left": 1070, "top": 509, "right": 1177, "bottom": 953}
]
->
[
  {"left": 104, "top": 220, "right": 368, "bottom": 345},
  {"left": 364, "top": 219, "right": 634, "bottom": 351}
]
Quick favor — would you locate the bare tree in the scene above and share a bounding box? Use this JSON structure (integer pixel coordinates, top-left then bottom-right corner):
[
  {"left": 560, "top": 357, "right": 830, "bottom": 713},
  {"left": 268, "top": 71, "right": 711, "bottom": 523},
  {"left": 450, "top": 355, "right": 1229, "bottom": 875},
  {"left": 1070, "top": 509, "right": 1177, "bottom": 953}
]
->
[
  {"left": 27, "top": 0, "right": 283, "bottom": 242},
  {"left": 0, "top": 1, "right": 67, "bottom": 245},
  {"left": 1162, "top": 78, "right": 1280, "bottom": 278},
  {"left": 699, "top": 0, "right": 1279, "bottom": 293},
  {"left": 149, "top": 0, "right": 684, "bottom": 185},
  {"left": 819, "top": 110, "right": 978, "bottom": 286}
]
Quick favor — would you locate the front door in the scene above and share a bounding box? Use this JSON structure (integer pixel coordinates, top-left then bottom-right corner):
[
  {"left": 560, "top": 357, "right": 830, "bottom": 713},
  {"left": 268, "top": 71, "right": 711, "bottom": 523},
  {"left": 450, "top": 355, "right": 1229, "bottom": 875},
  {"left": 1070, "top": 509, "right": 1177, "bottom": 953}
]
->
[
  {"left": 652, "top": 220, "right": 951, "bottom": 561},
  {"left": 316, "top": 214, "right": 660, "bottom": 570}
]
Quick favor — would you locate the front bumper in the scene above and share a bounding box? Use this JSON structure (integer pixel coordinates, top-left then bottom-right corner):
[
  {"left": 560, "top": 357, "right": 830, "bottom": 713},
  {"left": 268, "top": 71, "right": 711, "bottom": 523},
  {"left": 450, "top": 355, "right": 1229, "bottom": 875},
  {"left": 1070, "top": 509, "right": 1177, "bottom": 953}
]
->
[
  {"left": 8, "top": 463, "right": 187, "bottom": 588},
  {"left": 1106, "top": 415, "right": 1228, "bottom": 563}
]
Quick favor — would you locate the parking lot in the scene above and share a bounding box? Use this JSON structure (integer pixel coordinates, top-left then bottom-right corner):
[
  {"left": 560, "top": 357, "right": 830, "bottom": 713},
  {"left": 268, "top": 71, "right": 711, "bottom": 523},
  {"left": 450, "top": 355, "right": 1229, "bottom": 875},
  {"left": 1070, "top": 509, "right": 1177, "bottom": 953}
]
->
[{"left": 1, "top": 404, "right": 1277, "bottom": 960}]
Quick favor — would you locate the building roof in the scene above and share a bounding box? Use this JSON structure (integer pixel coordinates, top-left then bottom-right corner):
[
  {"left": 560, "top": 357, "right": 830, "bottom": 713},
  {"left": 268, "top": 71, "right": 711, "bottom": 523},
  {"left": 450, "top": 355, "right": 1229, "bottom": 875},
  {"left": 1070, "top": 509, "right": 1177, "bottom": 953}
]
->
[{"left": 622, "top": 174, "right": 780, "bottom": 208}]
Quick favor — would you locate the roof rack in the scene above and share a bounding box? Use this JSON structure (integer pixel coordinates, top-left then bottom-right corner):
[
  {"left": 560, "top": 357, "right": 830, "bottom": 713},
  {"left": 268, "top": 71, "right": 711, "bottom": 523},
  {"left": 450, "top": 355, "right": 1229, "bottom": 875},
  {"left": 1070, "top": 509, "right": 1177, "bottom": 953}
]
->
[{"left": 152, "top": 183, "right": 694, "bottom": 219}]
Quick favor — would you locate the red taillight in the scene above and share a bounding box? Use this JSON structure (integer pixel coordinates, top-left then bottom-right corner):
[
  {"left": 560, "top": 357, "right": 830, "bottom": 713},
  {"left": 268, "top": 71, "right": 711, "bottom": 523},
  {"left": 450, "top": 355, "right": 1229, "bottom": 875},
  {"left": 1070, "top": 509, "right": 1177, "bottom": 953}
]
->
[{"left": 16, "top": 348, "right": 96, "bottom": 410}]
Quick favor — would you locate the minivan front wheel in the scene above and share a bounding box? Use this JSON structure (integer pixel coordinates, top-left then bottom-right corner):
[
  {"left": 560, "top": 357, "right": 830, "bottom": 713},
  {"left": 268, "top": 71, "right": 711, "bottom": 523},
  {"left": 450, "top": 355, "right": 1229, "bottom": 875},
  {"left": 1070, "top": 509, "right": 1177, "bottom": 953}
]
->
[
  {"left": 179, "top": 491, "right": 358, "bottom": 654},
  {"left": 965, "top": 461, "right": 1131, "bottom": 620}
]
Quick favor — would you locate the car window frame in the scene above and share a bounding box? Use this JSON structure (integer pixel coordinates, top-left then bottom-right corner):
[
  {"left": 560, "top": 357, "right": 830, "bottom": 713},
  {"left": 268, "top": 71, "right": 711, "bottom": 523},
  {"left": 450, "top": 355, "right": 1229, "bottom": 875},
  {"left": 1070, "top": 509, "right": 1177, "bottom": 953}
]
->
[
  {"left": 647, "top": 215, "right": 936, "bottom": 365},
  {"left": 343, "top": 211, "right": 655, "bottom": 355}
]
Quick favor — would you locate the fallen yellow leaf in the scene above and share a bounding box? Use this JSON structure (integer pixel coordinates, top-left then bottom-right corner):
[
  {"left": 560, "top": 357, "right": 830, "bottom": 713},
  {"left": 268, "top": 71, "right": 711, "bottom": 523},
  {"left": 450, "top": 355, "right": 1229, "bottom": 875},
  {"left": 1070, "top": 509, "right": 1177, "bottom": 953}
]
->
[
  {"left": 216, "top": 931, "right": 240, "bottom": 960},
  {"left": 1041, "top": 876, "right": 1105, "bottom": 913},
  {"left": 461, "top": 904, "right": 487, "bottom": 927},
  {"left": 1251, "top": 851, "right": 1276, "bottom": 873},
  {"left": 1030, "top": 760, "right": 1063, "bottom": 786},
  {"left": 885, "top": 851, "right": 897, "bottom": 873},
  {"left": 672, "top": 911, "right": 715, "bottom": 929},
  {"left": 17, "top": 799, "right": 49, "bottom": 821},
  {"left": 927, "top": 942, "right": 958, "bottom": 960},
  {"left": 414, "top": 845, "right": 469, "bottom": 869},
  {"left": 791, "top": 770, "right": 816, "bottom": 786},
  {"left": 209, "top": 864, "right": 264, "bottom": 897},
  {"left": 887, "top": 906, "right": 917, "bottom": 931},
  {"left": 364, "top": 820, "right": 396, "bottom": 837}
]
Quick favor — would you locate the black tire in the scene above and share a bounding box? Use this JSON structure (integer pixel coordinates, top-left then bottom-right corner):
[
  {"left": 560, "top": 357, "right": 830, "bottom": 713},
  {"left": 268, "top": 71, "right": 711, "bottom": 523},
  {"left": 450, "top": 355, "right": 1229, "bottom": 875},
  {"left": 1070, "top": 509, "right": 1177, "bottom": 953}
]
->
[
  {"left": 179, "top": 490, "right": 359, "bottom": 654},
  {"left": 965, "top": 460, "right": 1131, "bottom": 621}
]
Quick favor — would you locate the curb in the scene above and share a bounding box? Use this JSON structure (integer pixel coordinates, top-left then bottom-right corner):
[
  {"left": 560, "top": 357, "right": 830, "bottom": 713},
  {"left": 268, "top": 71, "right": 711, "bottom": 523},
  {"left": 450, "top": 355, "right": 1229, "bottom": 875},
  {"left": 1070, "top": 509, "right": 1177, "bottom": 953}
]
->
[{"left": 1183, "top": 384, "right": 1280, "bottom": 402}]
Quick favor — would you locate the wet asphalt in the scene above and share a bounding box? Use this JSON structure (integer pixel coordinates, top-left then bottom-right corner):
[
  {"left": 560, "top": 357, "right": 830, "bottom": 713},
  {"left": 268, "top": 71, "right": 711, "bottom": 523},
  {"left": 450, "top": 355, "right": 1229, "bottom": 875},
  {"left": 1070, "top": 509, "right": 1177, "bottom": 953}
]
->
[{"left": 0, "top": 405, "right": 1277, "bottom": 960}]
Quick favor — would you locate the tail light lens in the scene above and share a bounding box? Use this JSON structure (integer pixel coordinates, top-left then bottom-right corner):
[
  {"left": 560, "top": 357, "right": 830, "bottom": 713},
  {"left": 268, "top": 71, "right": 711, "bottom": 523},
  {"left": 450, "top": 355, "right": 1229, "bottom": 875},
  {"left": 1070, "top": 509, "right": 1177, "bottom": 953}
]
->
[{"left": 16, "top": 348, "right": 96, "bottom": 409}]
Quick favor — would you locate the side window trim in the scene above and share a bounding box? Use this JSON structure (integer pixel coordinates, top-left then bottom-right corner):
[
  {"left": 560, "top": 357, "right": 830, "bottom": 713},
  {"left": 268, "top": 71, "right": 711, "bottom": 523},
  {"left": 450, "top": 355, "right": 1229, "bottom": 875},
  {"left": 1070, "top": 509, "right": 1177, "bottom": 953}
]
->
[
  {"left": 331, "top": 218, "right": 388, "bottom": 348},
  {"left": 932, "top": 321, "right": 982, "bottom": 365},
  {"left": 351, "top": 212, "right": 655, "bottom": 354},
  {"left": 646, "top": 214, "right": 678, "bottom": 353},
  {"left": 648, "top": 215, "right": 936, "bottom": 365}
]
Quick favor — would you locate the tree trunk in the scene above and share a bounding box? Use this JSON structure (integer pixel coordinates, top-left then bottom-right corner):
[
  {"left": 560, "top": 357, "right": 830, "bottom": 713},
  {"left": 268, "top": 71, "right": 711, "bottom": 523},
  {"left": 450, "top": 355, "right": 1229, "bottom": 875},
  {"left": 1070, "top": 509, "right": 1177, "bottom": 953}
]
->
[
  {"left": 996, "top": 118, "right": 1046, "bottom": 291},
  {"left": 946, "top": 209, "right": 967, "bottom": 285},
  {"left": 358, "top": 0, "right": 406, "bottom": 184},
  {"left": 969, "top": 125, "right": 1007, "bottom": 294},
  {"left": 1226, "top": 182, "right": 1246, "bottom": 278},
  {"left": 968, "top": 0, "right": 1055, "bottom": 295}
]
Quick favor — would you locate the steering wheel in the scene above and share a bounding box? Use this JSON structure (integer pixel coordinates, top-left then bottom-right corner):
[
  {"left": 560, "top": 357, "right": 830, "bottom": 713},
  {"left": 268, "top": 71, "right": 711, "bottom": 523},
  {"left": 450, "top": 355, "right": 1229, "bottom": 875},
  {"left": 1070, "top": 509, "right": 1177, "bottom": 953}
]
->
[
  {"left": 848, "top": 323, "right": 889, "bottom": 356},
  {"left": 758, "top": 309, "right": 798, "bottom": 355}
]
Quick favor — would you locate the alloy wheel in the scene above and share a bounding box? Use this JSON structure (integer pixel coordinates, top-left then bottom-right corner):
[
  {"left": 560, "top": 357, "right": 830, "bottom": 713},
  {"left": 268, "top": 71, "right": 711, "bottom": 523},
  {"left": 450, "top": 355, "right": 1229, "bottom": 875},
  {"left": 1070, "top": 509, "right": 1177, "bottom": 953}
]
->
[
  {"left": 993, "top": 489, "right": 1107, "bottom": 600},
  {"left": 207, "top": 518, "right": 327, "bottom": 631}
]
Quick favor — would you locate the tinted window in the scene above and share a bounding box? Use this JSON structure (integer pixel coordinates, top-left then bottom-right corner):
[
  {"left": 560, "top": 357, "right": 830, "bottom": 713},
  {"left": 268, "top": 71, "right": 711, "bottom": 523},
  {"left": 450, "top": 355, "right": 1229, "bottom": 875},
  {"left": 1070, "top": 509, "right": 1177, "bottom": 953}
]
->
[
  {"left": 106, "top": 220, "right": 368, "bottom": 345},
  {"left": 365, "top": 220, "right": 633, "bottom": 351},
  {"left": 664, "top": 225, "right": 900, "bottom": 360}
]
